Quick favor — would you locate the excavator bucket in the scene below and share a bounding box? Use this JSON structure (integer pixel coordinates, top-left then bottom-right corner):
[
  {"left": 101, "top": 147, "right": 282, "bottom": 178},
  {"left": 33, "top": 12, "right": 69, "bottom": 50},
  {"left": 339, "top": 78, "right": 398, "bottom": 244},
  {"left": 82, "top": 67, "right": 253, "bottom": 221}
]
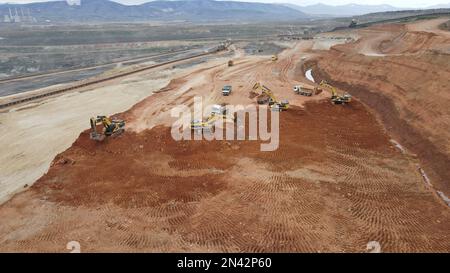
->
[{"left": 90, "top": 132, "right": 105, "bottom": 141}]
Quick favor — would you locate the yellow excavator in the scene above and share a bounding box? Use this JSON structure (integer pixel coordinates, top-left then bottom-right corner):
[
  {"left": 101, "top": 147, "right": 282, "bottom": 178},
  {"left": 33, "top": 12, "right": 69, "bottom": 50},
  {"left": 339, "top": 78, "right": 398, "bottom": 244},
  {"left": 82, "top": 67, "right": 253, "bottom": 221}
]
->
[
  {"left": 252, "top": 82, "right": 289, "bottom": 111},
  {"left": 90, "top": 115, "right": 125, "bottom": 141},
  {"left": 271, "top": 55, "right": 278, "bottom": 61},
  {"left": 319, "top": 80, "right": 352, "bottom": 104},
  {"left": 191, "top": 105, "right": 232, "bottom": 132}
]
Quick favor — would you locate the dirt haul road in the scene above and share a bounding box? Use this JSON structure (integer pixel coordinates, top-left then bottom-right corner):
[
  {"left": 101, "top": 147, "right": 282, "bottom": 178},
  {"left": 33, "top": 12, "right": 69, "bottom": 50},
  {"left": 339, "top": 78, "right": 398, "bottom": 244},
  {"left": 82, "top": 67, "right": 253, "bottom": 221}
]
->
[
  {"left": 308, "top": 18, "right": 450, "bottom": 201},
  {"left": 0, "top": 38, "right": 449, "bottom": 252}
]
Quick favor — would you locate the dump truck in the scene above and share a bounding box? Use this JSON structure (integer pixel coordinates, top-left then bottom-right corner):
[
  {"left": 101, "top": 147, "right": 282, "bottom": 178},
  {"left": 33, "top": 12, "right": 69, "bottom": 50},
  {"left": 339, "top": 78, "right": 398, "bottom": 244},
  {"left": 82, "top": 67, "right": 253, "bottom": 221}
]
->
[
  {"left": 293, "top": 85, "right": 313, "bottom": 96},
  {"left": 271, "top": 55, "right": 278, "bottom": 61},
  {"left": 228, "top": 60, "right": 234, "bottom": 67},
  {"left": 293, "top": 85, "right": 322, "bottom": 96},
  {"left": 222, "top": 85, "right": 232, "bottom": 96}
]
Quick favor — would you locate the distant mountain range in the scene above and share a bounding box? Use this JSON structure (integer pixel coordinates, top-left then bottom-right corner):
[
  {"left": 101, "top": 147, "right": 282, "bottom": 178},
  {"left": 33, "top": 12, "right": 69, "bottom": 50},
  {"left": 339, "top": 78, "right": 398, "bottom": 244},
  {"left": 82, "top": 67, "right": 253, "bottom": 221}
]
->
[
  {"left": 426, "top": 3, "right": 450, "bottom": 9},
  {"left": 283, "top": 3, "right": 400, "bottom": 16},
  {"left": 0, "top": 0, "right": 449, "bottom": 23},
  {"left": 283, "top": 2, "right": 450, "bottom": 16},
  {"left": 0, "top": 0, "right": 308, "bottom": 22}
]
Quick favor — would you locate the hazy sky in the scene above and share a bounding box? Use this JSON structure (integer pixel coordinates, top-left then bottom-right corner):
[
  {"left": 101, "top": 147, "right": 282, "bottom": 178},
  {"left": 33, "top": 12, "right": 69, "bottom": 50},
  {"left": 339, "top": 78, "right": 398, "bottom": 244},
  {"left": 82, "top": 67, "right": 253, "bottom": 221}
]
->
[{"left": 0, "top": 0, "right": 448, "bottom": 9}]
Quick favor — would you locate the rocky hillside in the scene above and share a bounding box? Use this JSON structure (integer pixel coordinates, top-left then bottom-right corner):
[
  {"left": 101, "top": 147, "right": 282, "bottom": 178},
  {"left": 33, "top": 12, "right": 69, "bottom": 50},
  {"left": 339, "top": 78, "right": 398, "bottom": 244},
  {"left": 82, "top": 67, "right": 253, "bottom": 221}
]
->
[{"left": 0, "top": 0, "right": 308, "bottom": 22}]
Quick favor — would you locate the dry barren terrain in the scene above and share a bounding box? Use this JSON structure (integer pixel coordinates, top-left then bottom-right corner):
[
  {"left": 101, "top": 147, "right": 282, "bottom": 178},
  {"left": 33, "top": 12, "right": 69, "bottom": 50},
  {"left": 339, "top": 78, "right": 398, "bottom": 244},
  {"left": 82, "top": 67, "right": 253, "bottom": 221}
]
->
[
  {"left": 309, "top": 18, "right": 450, "bottom": 199},
  {"left": 0, "top": 19, "right": 449, "bottom": 252}
]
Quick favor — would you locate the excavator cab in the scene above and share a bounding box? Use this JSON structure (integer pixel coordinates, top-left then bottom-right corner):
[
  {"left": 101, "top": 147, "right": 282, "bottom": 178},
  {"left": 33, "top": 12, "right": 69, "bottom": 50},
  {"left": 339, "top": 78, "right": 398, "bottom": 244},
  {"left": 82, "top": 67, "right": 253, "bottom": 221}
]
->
[
  {"left": 90, "top": 115, "right": 125, "bottom": 141},
  {"left": 191, "top": 119, "right": 210, "bottom": 132},
  {"left": 342, "top": 93, "right": 352, "bottom": 103},
  {"left": 279, "top": 100, "right": 290, "bottom": 109},
  {"left": 271, "top": 100, "right": 290, "bottom": 112}
]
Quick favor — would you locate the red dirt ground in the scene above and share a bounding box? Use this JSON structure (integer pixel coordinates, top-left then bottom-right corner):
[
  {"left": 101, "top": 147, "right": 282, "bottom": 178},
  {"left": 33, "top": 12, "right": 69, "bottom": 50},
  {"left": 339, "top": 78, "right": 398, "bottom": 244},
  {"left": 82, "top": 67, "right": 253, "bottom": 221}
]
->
[
  {"left": 0, "top": 25, "right": 449, "bottom": 252},
  {"left": 0, "top": 100, "right": 448, "bottom": 252}
]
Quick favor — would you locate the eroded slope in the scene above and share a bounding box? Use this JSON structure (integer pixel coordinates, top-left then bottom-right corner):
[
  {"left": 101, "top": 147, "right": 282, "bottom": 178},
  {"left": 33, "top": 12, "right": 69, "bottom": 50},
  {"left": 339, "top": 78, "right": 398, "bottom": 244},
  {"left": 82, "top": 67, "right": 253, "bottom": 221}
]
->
[{"left": 310, "top": 18, "right": 450, "bottom": 198}]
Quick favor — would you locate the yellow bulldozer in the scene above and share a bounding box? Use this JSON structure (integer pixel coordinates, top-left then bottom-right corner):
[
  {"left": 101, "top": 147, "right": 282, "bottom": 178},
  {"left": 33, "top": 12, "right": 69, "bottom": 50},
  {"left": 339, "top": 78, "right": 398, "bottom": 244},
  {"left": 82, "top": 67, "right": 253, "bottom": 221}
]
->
[
  {"left": 319, "top": 80, "right": 352, "bottom": 104},
  {"left": 252, "top": 82, "right": 289, "bottom": 111},
  {"left": 90, "top": 115, "right": 125, "bottom": 141}
]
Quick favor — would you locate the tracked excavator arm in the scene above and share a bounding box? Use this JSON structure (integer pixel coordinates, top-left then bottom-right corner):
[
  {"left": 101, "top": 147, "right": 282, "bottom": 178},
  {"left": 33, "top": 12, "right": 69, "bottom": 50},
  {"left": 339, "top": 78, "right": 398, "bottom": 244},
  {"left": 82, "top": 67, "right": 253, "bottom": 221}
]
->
[
  {"left": 190, "top": 105, "right": 233, "bottom": 133},
  {"left": 90, "top": 115, "right": 125, "bottom": 141},
  {"left": 319, "top": 80, "right": 352, "bottom": 104},
  {"left": 252, "top": 82, "right": 289, "bottom": 111}
]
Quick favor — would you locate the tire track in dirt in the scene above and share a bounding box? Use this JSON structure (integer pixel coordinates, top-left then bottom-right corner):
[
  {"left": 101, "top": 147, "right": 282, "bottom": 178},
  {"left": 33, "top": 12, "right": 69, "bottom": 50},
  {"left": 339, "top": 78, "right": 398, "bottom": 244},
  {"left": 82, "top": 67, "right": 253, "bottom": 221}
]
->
[{"left": 0, "top": 41, "right": 449, "bottom": 252}]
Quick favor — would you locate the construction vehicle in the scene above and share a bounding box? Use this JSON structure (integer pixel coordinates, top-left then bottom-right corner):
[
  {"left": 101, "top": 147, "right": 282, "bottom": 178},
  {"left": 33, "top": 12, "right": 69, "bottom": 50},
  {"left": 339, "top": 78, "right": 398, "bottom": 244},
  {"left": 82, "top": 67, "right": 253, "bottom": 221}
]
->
[
  {"left": 222, "top": 85, "right": 232, "bottom": 96},
  {"left": 271, "top": 55, "right": 278, "bottom": 61},
  {"left": 293, "top": 85, "right": 312, "bottom": 96},
  {"left": 228, "top": 60, "right": 234, "bottom": 67},
  {"left": 293, "top": 85, "right": 323, "bottom": 96},
  {"left": 319, "top": 80, "right": 351, "bottom": 104},
  {"left": 252, "top": 82, "right": 289, "bottom": 111},
  {"left": 293, "top": 85, "right": 322, "bottom": 96},
  {"left": 90, "top": 115, "right": 125, "bottom": 141},
  {"left": 191, "top": 105, "right": 232, "bottom": 132}
]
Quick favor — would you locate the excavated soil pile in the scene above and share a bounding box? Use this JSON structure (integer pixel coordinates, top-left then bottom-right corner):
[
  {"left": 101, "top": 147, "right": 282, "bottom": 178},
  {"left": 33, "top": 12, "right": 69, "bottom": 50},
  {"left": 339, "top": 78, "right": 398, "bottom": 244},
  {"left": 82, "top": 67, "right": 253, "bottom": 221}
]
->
[{"left": 0, "top": 101, "right": 449, "bottom": 252}]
